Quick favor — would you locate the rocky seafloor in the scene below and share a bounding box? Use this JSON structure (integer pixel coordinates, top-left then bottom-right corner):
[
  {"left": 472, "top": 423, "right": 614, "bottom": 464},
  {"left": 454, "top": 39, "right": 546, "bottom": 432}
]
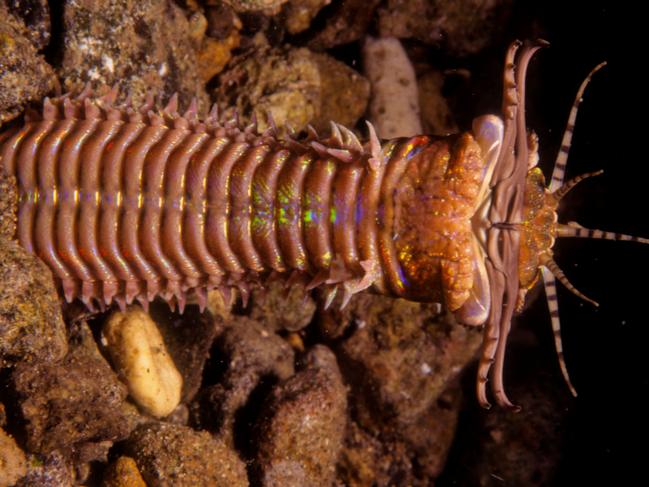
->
[{"left": 0, "top": 1, "right": 622, "bottom": 486}]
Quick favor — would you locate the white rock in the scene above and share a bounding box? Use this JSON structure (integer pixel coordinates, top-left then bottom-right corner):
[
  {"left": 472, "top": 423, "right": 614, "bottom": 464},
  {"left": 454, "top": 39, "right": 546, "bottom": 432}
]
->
[
  {"left": 102, "top": 307, "right": 183, "bottom": 418},
  {"left": 362, "top": 36, "right": 422, "bottom": 139}
]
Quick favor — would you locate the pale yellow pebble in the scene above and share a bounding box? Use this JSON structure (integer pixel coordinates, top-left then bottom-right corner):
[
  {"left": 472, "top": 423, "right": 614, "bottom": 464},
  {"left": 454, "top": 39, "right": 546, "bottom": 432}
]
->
[{"left": 102, "top": 307, "right": 183, "bottom": 418}]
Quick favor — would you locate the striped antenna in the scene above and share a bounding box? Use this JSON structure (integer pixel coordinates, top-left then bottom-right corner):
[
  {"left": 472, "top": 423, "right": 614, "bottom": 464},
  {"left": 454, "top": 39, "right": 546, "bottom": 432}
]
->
[
  {"left": 557, "top": 222, "right": 649, "bottom": 244},
  {"left": 548, "top": 61, "right": 607, "bottom": 193},
  {"left": 553, "top": 170, "right": 603, "bottom": 200},
  {"left": 543, "top": 258, "right": 599, "bottom": 307},
  {"left": 540, "top": 267, "right": 578, "bottom": 397}
]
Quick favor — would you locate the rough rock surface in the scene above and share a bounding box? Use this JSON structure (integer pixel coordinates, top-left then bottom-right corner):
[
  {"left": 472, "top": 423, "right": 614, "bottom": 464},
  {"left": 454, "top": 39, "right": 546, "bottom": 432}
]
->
[
  {"left": 192, "top": 316, "right": 295, "bottom": 443},
  {"left": 0, "top": 4, "right": 56, "bottom": 124},
  {"left": 248, "top": 280, "right": 316, "bottom": 332},
  {"left": 3, "top": 0, "right": 51, "bottom": 50},
  {"left": 15, "top": 451, "right": 74, "bottom": 487},
  {"left": 377, "top": 0, "right": 512, "bottom": 56},
  {"left": 102, "top": 456, "right": 148, "bottom": 487},
  {"left": 11, "top": 322, "right": 135, "bottom": 454},
  {"left": 58, "top": 0, "right": 208, "bottom": 110},
  {"left": 0, "top": 236, "right": 67, "bottom": 368},
  {"left": 440, "top": 332, "right": 572, "bottom": 486},
  {"left": 329, "top": 294, "right": 482, "bottom": 427},
  {"left": 189, "top": 9, "right": 241, "bottom": 83},
  {"left": 256, "top": 346, "right": 347, "bottom": 486},
  {"left": 214, "top": 46, "right": 369, "bottom": 134},
  {"left": 0, "top": 427, "right": 27, "bottom": 487},
  {"left": 362, "top": 36, "right": 422, "bottom": 139},
  {"left": 0, "top": 174, "right": 17, "bottom": 240},
  {"left": 124, "top": 422, "right": 248, "bottom": 487},
  {"left": 418, "top": 70, "right": 459, "bottom": 135},
  {"left": 224, "top": 0, "right": 289, "bottom": 13},
  {"left": 283, "top": 0, "right": 330, "bottom": 35},
  {"left": 305, "top": 0, "right": 381, "bottom": 50}
]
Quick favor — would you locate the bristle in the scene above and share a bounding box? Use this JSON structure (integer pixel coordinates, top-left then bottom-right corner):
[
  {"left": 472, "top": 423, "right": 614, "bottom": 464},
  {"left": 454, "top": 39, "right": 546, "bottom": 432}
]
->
[
  {"left": 323, "top": 286, "right": 338, "bottom": 310},
  {"left": 136, "top": 294, "right": 150, "bottom": 313},
  {"left": 102, "top": 280, "right": 118, "bottom": 305},
  {"left": 338, "top": 123, "right": 363, "bottom": 151},
  {"left": 365, "top": 121, "right": 383, "bottom": 171},
  {"left": 219, "top": 286, "right": 232, "bottom": 307},
  {"left": 61, "top": 279, "right": 76, "bottom": 303},
  {"left": 62, "top": 97, "right": 75, "bottom": 119},
  {"left": 177, "top": 294, "right": 187, "bottom": 314},
  {"left": 184, "top": 97, "right": 198, "bottom": 123},
  {"left": 164, "top": 93, "right": 179, "bottom": 117},
  {"left": 125, "top": 281, "right": 140, "bottom": 304},
  {"left": 84, "top": 98, "right": 101, "bottom": 120},
  {"left": 246, "top": 113, "right": 259, "bottom": 134},
  {"left": 326, "top": 148, "right": 354, "bottom": 163},
  {"left": 329, "top": 121, "right": 343, "bottom": 146},
  {"left": 306, "top": 124, "right": 318, "bottom": 141},
  {"left": 238, "top": 283, "right": 250, "bottom": 308},
  {"left": 115, "top": 295, "right": 127, "bottom": 312},
  {"left": 225, "top": 111, "right": 239, "bottom": 128},
  {"left": 148, "top": 110, "right": 165, "bottom": 126},
  {"left": 265, "top": 111, "right": 278, "bottom": 136},
  {"left": 207, "top": 104, "right": 219, "bottom": 125},
  {"left": 140, "top": 92, "right": 155, "bottom": 114},
  {"left": 146, "top": 280, "right": 160, "bottom": 302},
  {"left": 101, "top": 84, "right": 120, "bottom": 106},
  {"left": 310, "top": 141, "right": 329, "bottom": 157},
  {"left": 306, "top": 270, "right": 329, "bottom": 291},
  {"left": 195, "top": 287, "right": 207, "bottom": 313},
  {"left": 81, "top": 281, "right": 96, "bottom": 303},
  {"left": 76, "top": 83, "right": 93, "bottom": 101}
]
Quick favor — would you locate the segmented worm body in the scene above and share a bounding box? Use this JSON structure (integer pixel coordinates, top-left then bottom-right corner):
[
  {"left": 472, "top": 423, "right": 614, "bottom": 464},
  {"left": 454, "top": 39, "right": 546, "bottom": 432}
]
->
[{"left": 1, "top": 41, "right": 639, "bottom": 409}]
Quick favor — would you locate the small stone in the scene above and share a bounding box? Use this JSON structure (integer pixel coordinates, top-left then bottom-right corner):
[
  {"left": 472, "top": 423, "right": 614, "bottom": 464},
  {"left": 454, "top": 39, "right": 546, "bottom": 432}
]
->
[
  {"left": 256, "top": 346, "right": 347, "bottom": 487},
  {"left": 3, "top": 0, "right": 51, "bottom": 49},
  {"left": 335, "top": 294, "right": 481, "bottom": 427},
  {"left": 197, "top": 32, "right": 240, "bottom": 82},
  {"left": 15, "top": 451, "right": 74, "bottom": 487},
  {"left": 0, "top": 4, "right": 56, "bottom": 124},
  {"left": 0, "top": 174, "right": 17, "bottom": 241},
  {"left": 192, "top": 316, "right": 294, "bottom": 443},
  {"left": 58, "top": 0, "right": 208, "bottom": 112},
  {"left": 102, "top": 456, "right": 147, "bottom": 487},
  {"left": 188, "top": 8, "right": 241, "bottom": 83},
  {"left": 418, "top": 70, "right": 458, "bottom": 135},
  {"left": 222, "top": 0, "right": 289, "bottom": 13},
  {"left": 362, "top": 37, "right": 422, "bottom": 139},
  {"left": 248, "top": 280, "right": 316, "bottom": 332},
  {"left": 124, "top": 422, "right": 248, "bottom": 487},
  {"left": 305, "top": 0, "right": 381, "bottom": 50},
  {"left": 214, "top": 47, "right": 369, "bottom": 135},
  {"left": 377, "top": 0, "right": 512, "bottom": 57},
  {"left": 11, "top": 322, "right": 134, "bottom": 454},
  {"left": 103, "top": 307, "right": 183, "bottom": 418},
  {"left": 0, "top": 237, "right": 67, "bottom": 368},
  {"left": 283, "top": 0, "right": 331, "bottom": 35},
  {"left": 0, "top": 428, "right": 27, "bottom": 487}
]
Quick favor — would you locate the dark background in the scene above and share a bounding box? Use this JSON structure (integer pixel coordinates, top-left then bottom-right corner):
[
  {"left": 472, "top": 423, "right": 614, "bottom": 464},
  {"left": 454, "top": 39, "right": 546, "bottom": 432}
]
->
[{"left": 447, "top": 1, "right": 644, "bottom": 484}]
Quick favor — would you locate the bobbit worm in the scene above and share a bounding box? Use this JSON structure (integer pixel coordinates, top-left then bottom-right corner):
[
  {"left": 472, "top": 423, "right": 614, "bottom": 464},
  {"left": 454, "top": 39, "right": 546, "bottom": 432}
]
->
[{"left": 1, "top": 40, "right": 642, "bottom": 409}]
